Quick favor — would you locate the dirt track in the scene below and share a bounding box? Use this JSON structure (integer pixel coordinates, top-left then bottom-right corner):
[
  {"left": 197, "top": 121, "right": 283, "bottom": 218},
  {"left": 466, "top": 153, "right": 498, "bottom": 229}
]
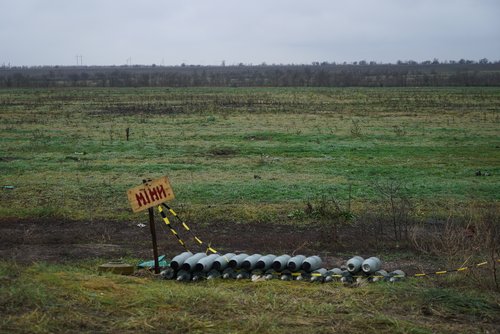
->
[
  {"left": 0, "top": 218, "right": 434, "bottom": 273},
  {"left": 0, "top": 218, "right": 327, "bottom": 262}
]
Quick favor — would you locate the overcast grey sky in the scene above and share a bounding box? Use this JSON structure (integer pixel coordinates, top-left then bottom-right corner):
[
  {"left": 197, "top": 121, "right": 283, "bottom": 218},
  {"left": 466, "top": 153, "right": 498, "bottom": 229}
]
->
[{"left": 1, "top": 0, "right": 499, "bottom": 66}]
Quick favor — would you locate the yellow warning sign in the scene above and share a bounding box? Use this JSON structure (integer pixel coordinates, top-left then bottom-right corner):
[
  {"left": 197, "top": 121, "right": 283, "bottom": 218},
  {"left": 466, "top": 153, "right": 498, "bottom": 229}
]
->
[{"left": 127, "top": 176, "right": 175, "bottom": 213}]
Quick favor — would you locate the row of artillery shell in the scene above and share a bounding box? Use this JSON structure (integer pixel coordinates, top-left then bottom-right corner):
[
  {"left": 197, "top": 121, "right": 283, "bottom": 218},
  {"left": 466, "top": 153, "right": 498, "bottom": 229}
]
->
[
  {"left": 162, "top": 266, "right": 405, "bottom": 283},
  {"left": 162, "top": 252, "right": 406, "bottom": 283},
  {"left": 169, "top": 252, "right": 324, "bottom": 273}
]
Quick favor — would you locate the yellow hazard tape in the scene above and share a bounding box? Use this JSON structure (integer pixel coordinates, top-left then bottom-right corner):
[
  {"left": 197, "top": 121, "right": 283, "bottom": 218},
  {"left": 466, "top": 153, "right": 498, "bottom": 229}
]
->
[
  {"left": 157, "top": 205, "right": 189, "bottom": 252},
  {"left": 410, "top": 259, "right": 499, "bottom": 278},
  {"left": 314, "top": 259, "right": 500, "bottom": 282},
  {"left": 158, "top": 203, "right": 221, "bottom": 256},
  {"left": 159, "top": 202, "right": 499, "bottom": 280},
  {"left": 207, "top": 246, "right": 218, "bottom": 254}
]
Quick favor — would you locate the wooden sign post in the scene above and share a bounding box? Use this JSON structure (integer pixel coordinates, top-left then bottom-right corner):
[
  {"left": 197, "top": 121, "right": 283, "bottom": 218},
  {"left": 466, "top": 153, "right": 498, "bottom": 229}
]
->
[{"left": 127, "top": 176, "right": 175, "bottom": 274}]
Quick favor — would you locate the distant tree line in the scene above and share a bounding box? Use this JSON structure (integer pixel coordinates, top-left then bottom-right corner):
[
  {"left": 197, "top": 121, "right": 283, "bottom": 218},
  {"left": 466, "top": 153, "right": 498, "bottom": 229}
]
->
[{"left": 1, "top": 60, "right": 500, "bottom": 88}]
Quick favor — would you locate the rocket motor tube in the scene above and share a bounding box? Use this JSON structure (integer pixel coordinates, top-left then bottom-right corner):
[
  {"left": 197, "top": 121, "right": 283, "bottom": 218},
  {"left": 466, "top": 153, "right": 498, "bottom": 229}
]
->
[
  {"left": 310, "top": 268, "right": 328, "bottom": 282},
  {"left": 255, "top": 254, "right": 277, "bottom": 270},
  {"left": 302, "top": 256, "right": 323, "bottom": 272},
  {"left": 346, "top": 256, "right": 364, "bottom": 273},
  {"left": 194, "top": 254, "right": 220, "bottom": 272},
  {"left": 212, "top": 253, "right": 236, "bottom": 271},
  {"left": 272, "top": 255, "right": 291, "bottom": 271},
  {"left": 287, "top": 255, "right": 307, "bottom": 271},
  {"left": 241, "top": 254, "right": 263, "bottom": 270},
  {"left": 228, "top": 253, "right": 249, "bottom": 269},
  {"left": 170, "top": 251, "right": 193, "bottom": 270},
  {"left": 180, "top": 253, "right": 207, "bottom": 271},
  {"left": 362, "top": 257, "right": 382, "bottom": 274}
]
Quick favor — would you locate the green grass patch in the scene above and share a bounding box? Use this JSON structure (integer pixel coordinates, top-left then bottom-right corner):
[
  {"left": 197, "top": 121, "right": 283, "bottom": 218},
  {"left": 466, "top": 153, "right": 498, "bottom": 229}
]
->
[
  {"left": 1, "top": 261, "right": 499, "bottom": 333},
  {"left": 0, "top": 87, "right": 499, "bottom": 222}
]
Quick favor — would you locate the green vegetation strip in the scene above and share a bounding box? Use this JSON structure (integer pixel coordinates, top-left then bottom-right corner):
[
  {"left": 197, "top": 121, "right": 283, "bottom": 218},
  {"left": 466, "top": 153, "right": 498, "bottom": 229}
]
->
[
  {"left": 0, "top": 87, "right": 499, "bottom": 222},
  {"left": 1, "top": 261, "right": 499, "bottom": 333}
]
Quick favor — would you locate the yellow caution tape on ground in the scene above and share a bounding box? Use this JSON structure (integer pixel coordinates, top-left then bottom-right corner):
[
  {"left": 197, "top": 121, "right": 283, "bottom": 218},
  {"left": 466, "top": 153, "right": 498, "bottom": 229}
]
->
[
  {"left": 159, "top": 203, "right": 219, "bottom": 255},
  {"left": 157, "top": 205, "right": 189, "bottom": 252},
  {"left": 410, "top": 259, "right": 499, "bottom": 278}
]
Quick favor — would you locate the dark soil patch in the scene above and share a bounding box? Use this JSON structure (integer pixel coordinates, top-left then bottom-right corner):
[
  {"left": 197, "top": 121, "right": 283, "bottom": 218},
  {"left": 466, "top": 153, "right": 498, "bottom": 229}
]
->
[
  {"left": 93, "top": 104, "right": 185, "bottom": 115},
  {"left": 0, "top": 157, "right": 18, "bottom": 162},
  {"left": 207, "top": 146, "right": 238, "bottom": 156},
  {"left": 0, "top": 217, "right": 435, "bottom": 273}
]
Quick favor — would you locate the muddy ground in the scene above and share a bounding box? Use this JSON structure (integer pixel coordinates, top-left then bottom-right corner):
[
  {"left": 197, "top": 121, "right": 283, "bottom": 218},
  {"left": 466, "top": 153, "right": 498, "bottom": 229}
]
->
[{"left": 0, "top": 217, "right": 437, "bottom": 273}]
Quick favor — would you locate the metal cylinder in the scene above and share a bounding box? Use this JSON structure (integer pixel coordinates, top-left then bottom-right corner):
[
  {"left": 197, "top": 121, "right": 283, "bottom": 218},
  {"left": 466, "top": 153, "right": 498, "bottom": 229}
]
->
[
  {"left": 264, "top": 269, "right": 279, "bottom": 280},
  {"left": 371, "top": 270, "right": 389, "bottom": 282},
  {"left": 251, "top": 270, "right": 266, "bottom": 281},
  {"left": 207, "top": 269, "right": 221, "bottom": 280},
  {"left": 389, "top": 270, "right": 406, "bottom": 282},
  {"left": 236, "top": 270, "right": 250, "bottom": 280},
  {"left": 222, "top": 267, "right": 236, "bottom": 279},
  {"left": 324, "top": 268, "right": 343, "bottom": 282},
  {"left": 194, "top": 254, "right": 220, "bottom": 272},
  {"left": 272, "top": 255, "right": 291, "bottom": 271},
  {"left": 180, "top": 253, "right": 207, "bottom": 271},
  {"left": 191, "top": 271, "right": 207, "bottom": 281},
  {"left": 341, "top": 269, "right": 351, "bottom": 278},
  {"left": 287, "top": 255, "right": 306, "bottom": 271},
  {"left": 362, "top": 257, "right": 382, "bottom": 274},
  {"left": 329, "top": 268, "right": 343, "bottom": 277},
  {"left": 160, "top": 267, "right": 176, "bottom": 280},
  {"left": 295, "top": 270, "right": 310, "bottom": 281},
  {"left": 310, "top": 268, "right": 327, "bottom": 282},
  {"left": 170, "top": 251, "right": 193, "bottom": 270},
  {"left": 241, "top": 254, "right": 262, "bottom": 270},
  {"left": 302, "top": 256, "right": 323, "bottom": 272},
  {"left": 340, "top": 272, "right": 353, "bottom": 284},
  {"left": 256, "top": 254, "right": 276, "bottom": 270},
  {"left": 176, "top": 269, "right": 191, "bottom": 281},
  {"left": 346, "top": 256, "right": 364, "bottom": 273},
  {"left": 228, "top": 253, "right": 249, "bottom": 269},
  {"left": 280, "top": 269, "right": 292, "bottom": 281},
  {"left": 212, "top": 253, "right": 236, "bottom": 271}
]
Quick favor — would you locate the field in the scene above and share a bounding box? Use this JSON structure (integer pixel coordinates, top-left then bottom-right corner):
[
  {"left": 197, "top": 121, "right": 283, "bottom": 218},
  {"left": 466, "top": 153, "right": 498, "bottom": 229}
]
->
[
  {"left": 1, "top": 87, "right": 498, "bottom": 219},
  {"left": 1, "top": 87, "right": 499, "bottom": 333},
  {"left": 1, "top": 261, "right": 499, "bottom": 333}
]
